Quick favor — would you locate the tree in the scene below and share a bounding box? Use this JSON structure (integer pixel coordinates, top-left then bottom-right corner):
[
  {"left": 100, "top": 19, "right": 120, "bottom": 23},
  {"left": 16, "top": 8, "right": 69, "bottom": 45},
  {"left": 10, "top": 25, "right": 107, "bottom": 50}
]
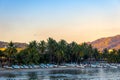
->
[
  {"left": 16, "top": 41, "right": 40, "bottom": 65},
  {"left": 0, "top": 50, "right": 3, "bottom": 57},
  {"left": 6, "top": 38, "right": 120, "bottom": 65},
  {"left": 47, "top": 38, "right": 58, "bottom": 63},
  {"left": 38, "top": 40, "right": 46, "bottom": 54},
  {"left": 27, "top": 41, "right": 40, "bottom": 64},
  {"left": 55, "top": 40, "right": 67, "bottom": 64},
  {"left": 5, "top": 41, "right": 17, "bottom": 66},
  {"left": 77, "top": 46, "right": 84, "bottom": 63},
  {"left": 107, "top": 49, "right": 117, "bottom": 63},
  {"left": 93, "top": 48, "right": 100, "bottom": 61},
  {"left": 0, "top": 50, "right": 6, "bottom": 67},
  {"left": 16, "top": 49, "right": 29, "bottom": 64},
  {"left": 102, "top": 48, "right": 109, "bottom": 61},
  {"left": 68, "top": 42, "right": 79, "bottom": 63},
  {"left": 80, "top": 43, "right": 89, "bottom": 60},
  {"left": 117, "top": 49, "right": 120, "bottom": 63},
  {"left": 38, "top": 40, "right": 47, "bottom": 63}
]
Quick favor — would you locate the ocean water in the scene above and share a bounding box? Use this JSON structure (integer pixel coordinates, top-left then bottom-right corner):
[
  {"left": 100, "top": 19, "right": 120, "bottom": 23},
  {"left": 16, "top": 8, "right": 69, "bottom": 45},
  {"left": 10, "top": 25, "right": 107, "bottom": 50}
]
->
[{"left": 0, "top": 68, "right": 120, "bottom": 80}]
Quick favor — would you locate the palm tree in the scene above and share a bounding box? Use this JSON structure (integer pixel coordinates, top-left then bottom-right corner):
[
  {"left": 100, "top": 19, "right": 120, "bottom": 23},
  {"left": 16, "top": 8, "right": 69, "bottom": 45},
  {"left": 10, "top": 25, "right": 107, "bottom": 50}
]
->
[
  {"left": 55, "top": 40, "right": 67, "bottom": 64},
  {"left": 80, "top": 43, "right": 90, "bottom": 60},
  {"left": 38, "top": 40, "right": 47, "bottom": 63},
  {"left": 87, "top": 44, "right": 94, "bottom": 64},
  {"left": 69, "top": 42, "right": 78, "bottom": 63},
  {"left": 16, "top": 49, "right": 29, "bottom": 65},
  {"left": 102, "top": 48, "right": 109, "bottom": 61},
  {"left": 77, "top": 46, "right": 84, "bottom": 63},
  {"left": 38, "top": 40, "right": 46, "bottom": 54},
  {"left": 58, "top": 40, "right": 67, "bottom": 62},
  {"left": 27, "top": 41, "right": 40, "bottom": 64},
  {"left": 55, "top": 49, "right": 64, "bottom": 64},
  {"left": 47, "top": 37, "right": 58, "bottom": 63},
  {"left": 66, "top": 44, "right": 72, "bottom": 62},
  {"left": 117, "top": 49, "right": 120, "bottom": 62},
  {"left": 5, "top": 41, "right": 17, "bottom": 66},
  {"left": 108, "top": 49, "right": 117, "bottom": 63},
  {"left": 93, "top": 48, "right": 100, "bottom": 61},
  {"left": 16, "top": 41, "right": 40, "bottom": 65},
  {"left": 0, "top": 50, "right": 6, "bottom": 67},
  {"left": 28, "top": 40, "right": 38, "bottom": 49}
]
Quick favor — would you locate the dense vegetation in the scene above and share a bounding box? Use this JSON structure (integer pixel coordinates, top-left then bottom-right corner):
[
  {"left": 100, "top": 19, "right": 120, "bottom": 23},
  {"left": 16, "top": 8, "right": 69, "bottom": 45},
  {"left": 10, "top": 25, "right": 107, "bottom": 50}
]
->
[{"left": 0, "top": 38, "right": 120, "bottom": 66}]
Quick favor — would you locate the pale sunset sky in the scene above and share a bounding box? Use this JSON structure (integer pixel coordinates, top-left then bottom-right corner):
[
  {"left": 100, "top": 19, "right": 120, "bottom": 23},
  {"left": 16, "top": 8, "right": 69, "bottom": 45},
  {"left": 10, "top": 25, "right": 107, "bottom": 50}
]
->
[{"left": 0, "top": 0, "right": 120, "bottom": 43}]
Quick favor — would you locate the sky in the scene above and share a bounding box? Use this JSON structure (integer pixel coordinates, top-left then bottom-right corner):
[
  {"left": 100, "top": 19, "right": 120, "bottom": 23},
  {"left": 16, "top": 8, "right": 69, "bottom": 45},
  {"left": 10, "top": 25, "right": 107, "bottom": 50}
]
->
[{"left": 0, "top": 0, "right": 120, "bottom": 43}]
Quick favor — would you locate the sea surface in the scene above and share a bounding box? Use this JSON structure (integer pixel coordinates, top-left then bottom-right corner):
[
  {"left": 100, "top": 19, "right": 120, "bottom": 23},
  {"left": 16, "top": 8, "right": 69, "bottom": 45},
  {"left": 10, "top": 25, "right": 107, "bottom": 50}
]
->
[{"left": 0, "top": 68, "right": 120, "bottom": 80}]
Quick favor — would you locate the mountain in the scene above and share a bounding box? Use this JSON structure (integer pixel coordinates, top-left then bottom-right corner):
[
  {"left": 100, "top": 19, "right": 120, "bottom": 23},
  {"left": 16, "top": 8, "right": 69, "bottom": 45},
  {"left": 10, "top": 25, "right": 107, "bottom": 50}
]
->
[
  {"left": 0, "top": 41, "right": 27, "bottom": 48},
  {"left": 89, "top": 35, "right": 120, "bottom": 51},
  {"left": 1, "top": 35, "right": 120, "bottom": 51}
]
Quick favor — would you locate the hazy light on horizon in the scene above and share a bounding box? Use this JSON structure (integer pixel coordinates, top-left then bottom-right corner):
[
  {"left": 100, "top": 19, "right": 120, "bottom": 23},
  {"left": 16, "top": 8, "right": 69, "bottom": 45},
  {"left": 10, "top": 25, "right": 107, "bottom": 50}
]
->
[{"left": 0, "top": 0, "right": 120, "bottom": 43}]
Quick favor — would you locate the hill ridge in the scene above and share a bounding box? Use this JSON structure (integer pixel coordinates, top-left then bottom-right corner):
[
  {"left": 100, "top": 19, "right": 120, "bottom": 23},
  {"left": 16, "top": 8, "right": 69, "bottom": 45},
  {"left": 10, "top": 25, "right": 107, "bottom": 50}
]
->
[
  {"left": 0, "top": 41, "right": 27, "bottom": 48},
  {"left": 90, "top": 35, "right": 120, "bottom": 51}
]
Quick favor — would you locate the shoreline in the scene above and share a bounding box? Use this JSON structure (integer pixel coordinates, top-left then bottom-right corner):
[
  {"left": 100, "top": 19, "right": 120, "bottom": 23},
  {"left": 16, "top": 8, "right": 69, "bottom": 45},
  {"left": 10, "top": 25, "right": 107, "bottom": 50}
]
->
[
  {"left": 0, "top": 63, "right": 119, "bottom": 73},
  {"left": 0, "top": 67, "right": 86, "bottom": 73}
]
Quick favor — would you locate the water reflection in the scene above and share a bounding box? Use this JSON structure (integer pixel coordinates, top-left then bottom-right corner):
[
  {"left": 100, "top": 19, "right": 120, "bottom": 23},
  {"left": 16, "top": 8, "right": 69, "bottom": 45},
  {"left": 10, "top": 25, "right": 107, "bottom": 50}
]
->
[
  {"left": 3, "top": 73, "right": 16, "bottom": 78},
  {"left": 28, "top": 72, "right": 38, "bottom": 80},
  {"left": 0, "top": 68, "right": 120, "bottom": 80}
]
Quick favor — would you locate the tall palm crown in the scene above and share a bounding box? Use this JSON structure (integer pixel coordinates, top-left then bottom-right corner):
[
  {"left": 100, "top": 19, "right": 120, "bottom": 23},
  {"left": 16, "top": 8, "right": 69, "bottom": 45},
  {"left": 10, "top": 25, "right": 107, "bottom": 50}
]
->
[
  {"left": 5, "top": 41, "right": 17, "bottom": 65},
  {"left": 38, "top": 40, "right": 46, "bottom": 54},
  {"left": 5, "top": 41, "right": 17, "bottom": 58}
]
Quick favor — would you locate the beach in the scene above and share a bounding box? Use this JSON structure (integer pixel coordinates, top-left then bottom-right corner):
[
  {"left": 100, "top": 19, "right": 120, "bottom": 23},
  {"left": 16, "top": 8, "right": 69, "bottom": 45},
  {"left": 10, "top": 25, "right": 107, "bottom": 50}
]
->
[{"left": 0, "top": 67, "right": 82, "bottom": 73}]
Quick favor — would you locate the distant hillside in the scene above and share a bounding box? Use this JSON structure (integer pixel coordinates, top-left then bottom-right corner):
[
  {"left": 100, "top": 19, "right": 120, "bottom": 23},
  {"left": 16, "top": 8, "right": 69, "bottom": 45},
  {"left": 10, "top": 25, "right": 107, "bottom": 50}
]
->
[
  {"left": 0, "top": 41, "right": 8, "bottom": 48},
  {"left": 1, "top": 35, "right": 120, "bottom": 51},
  {"left": 0, "top": 41, "right": 27, "bottom": 48},
  {"left": 89, "top": 35, "right": 120, "bottom": 51}
]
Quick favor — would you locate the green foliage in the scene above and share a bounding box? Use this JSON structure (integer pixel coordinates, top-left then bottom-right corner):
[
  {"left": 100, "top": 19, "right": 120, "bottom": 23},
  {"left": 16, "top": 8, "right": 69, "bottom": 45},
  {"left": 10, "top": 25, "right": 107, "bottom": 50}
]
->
[
  {"left": 1, "top": 38, "right": 120, "bottom": 65},
  {"left": 38, "top": 40, "right": 46, "bottom": 54},
  {"left": 4, "top": 41, "right": 17, "bottom": 65},
  {"left": 0, "top": 50, "right": 4, "bottom": 57}
]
